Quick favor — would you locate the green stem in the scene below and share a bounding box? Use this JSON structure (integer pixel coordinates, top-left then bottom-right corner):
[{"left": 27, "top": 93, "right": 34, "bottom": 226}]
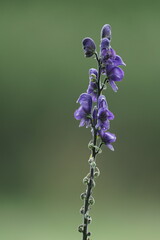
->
[{"left": 82, "top": 54, "right": 101, "bottom": 240}]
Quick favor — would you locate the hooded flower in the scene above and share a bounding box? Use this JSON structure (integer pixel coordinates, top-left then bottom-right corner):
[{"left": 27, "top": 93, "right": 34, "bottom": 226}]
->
[
  {"left": 96, "top": 95, "right": 114, "bottom": 130},
  {"left": 98, "top": 95, "right": 108, "bottom": 108},
  {"left": 100, "top": 38, "right": 110, "bottom": 50},
  {"left": 74, "top": 93, "right": 92, "bottom": 127},
  {"left": 87, "top": 68, "right": 98, "bottom": 102},
  {"left": 82, "top": 37, "right": 96, "bottom": 57},
  {"left": 101, "top": 24, "right": 112, "bottom": 40},
  {"left": 101, "top": 47, "right": 125, "bottom": 69},
  {"left": 106, "top": 66, "right": 124, "bottom": 92},
  {"left": 99, "top": 130, "right": 116, "bottom": 151}
]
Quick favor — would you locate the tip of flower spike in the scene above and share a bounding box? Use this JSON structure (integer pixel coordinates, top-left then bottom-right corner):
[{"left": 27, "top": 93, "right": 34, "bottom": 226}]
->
[{"left": 101, "top": 24, "right": 112, "bottom": 40}]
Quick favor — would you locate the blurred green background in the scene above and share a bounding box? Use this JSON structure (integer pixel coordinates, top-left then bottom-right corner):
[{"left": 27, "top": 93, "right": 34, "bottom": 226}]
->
[{"left": 1, "top": 0, "right": 160, "bottom": 239}]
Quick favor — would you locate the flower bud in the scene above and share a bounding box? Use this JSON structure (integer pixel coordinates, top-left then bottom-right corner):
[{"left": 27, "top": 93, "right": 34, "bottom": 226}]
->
[
  {"left": 94, "top": 167, "right": 100, "bottom": 178},
  {"left": 80, "top": 192, "right": 86, "bottom": 200},
  {"left": 83, "top": 176, "right": 89, "bottom": 185},
  {"left": 90, "top": 161, "right": 96, "bottom": 168},
  {"left": 88, "top": 141, "right": 94, "bottom": 150},
  {"left": 88, "top": 157, "right": 96, "bottom": 168},
  {"left": 78, "top": 225, "right": 84, "bottom": 233},
  {"left": 88, "top": 157, "right": 94, "bottom": 164},
  {"left": 89, "top": 196, "right": 95, "bottom": 205},
  {"left": 80, "top": 206, "right": 85, "bottom": 214},
  {"left": 101, "top": 24, "right": 112, "bottom": 40},
  {"left": 85, "top": 215, "right": 92, "bottom": 224}
]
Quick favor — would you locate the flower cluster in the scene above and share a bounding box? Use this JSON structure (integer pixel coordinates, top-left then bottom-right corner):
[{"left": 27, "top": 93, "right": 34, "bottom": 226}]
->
[
  {"left": 74, "top": 24, "right": 125, "bottom": 151},
  {"left": 75, "top": 25, "right": 125, "bottom": 240}
]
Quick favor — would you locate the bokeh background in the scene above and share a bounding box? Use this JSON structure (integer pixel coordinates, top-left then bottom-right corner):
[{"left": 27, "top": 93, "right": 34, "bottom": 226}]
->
[{"left": 1, "top": 0, "right": 160, "bottom": 239}]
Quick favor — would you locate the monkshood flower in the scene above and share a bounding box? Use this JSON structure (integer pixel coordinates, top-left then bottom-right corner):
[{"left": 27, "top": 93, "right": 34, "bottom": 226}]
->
[
  {"left": 82, "top": 37, "right": 96, "bottom": 57},
  {"left": 98, "top": 95, "right": 108, "bottom": 108},
  {"left": 96, "top": 107, "right": 114, "bottom": 130},
  {"left": 101, "top": 47, "right": 126, "bottom": 69},
  {"left": 106, "top": 66, "right": 124, "bottom": 92},
  {"left": 100, "top": 38, "right": 110, "bottom": 50},
  {"left": 101, "top": 24, "right": 112, "bottom": 40},
  {"left": 87, "top": 68, "right": 98, "bottom": 102},
  {"left": 96, "top": 95, "right": 114, "bottom": 130},
  {"left": 74, "top": 93, "right": 92, "bottom": 127},
  {"left": 75, "top": 24, "right": 125, "bottom": 240},
  {"left": 99, "top": 130, "right": 116, "bottom": 151}
]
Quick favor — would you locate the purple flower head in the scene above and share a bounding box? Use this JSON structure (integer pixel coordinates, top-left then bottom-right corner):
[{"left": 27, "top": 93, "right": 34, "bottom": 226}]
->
[
  {"left": 100, "top": 38, "right": 110, "bottom": 50},
  {"left": 82, "top": 37, "right": 96, "bottom": 57},
  {"left": 98, "top": 95, "right": 108, "bottom": 109},
  {"left": 99, "top": 130, "right": 116, "bottom": 151},
  {"left": 101, "top": 24, "right": 112, "bottom": 40},
  {"left": 101, "top": 47, "right": 116, "bottom": 65},
  {"left": 106, "top": 66, "right": 124, "bottom": 92},
  {"left": 74, "top": 93, "right": 92, "bottom": 127},
  {"left": 96, "top": 95, "right": 114, "bottom": 130},
  {"left": 96, "top": 107, "right": 114, "bottom": 130}
]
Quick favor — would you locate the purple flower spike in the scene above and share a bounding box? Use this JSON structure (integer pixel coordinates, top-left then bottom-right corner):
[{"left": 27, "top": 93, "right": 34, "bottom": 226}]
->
[
  {"left": 82, "top": 37, "right": 96, "bottom": 57},
  {"left": 101, "top": 24, "right": 112, "bottom": 40},
  {"left": 99, "top": 130, "right": 116, "bottom": 151},
  {"left": 75, "top": 25, "right": 125, "bottom": 239}
]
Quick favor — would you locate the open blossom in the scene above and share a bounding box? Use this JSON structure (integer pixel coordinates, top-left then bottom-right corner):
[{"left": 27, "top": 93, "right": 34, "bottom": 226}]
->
[
  {"left": 74, "top": 93, "right": 92, "bottom": 127},
  {"left": 101, "top": 47, "right": 125, "bottom": 69},
  {"left": 82, "top": 37, "right": 96, "bottom": 57},
  {"left": 99, "top": 130, "right": 116, "bottom": 151},
  {"left": 96, "top": 95, "right": 114, "bottom": 130},
  {"left": 106, "top": 66, "right": 124, "bottom": 92},
  {"left": 87, "top": 68, "right": 98, "bottom": 102},
  {"left": 96, "top": 107, "right": 114, "bottom": 130}
]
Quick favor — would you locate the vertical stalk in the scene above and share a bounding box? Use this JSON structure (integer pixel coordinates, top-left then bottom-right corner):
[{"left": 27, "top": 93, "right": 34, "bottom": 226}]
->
[{"left": 82, "top": 54, "right": 101, "bottom": 240}]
